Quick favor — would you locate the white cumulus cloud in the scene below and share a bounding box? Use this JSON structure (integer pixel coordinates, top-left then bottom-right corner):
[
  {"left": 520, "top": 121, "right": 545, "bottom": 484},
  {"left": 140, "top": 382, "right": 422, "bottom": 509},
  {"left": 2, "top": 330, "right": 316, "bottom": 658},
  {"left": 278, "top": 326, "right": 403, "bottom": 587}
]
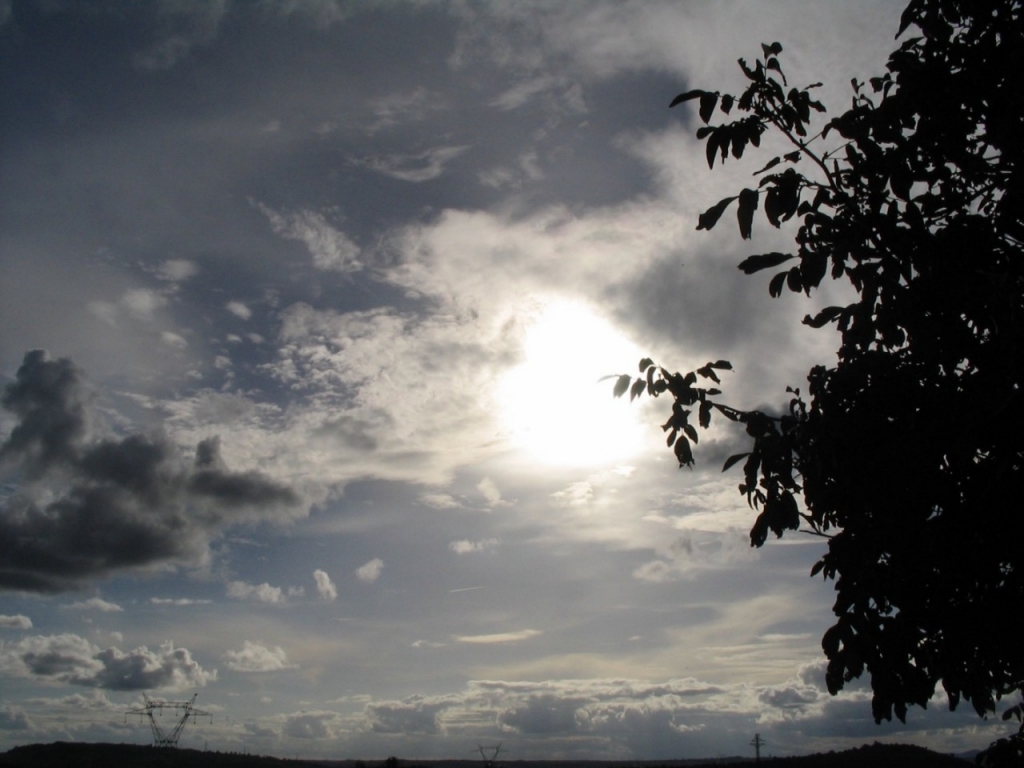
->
[
  {"left": 226, "top": 581, "right": 286, "bottom": 604},
  {"left": 356, "top": 558, "right": 383, "bottom": 584},
  {"left": 313, "top": 569, "right": 337, "bottom": 601},
  {"left": 224, "top": 641, "right": 295, "bottom": 673}
]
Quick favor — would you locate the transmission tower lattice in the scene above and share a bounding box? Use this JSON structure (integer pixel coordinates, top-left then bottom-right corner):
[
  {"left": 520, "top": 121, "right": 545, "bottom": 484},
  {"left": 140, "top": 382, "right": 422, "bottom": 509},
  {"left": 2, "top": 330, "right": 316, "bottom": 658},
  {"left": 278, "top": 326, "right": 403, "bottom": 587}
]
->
[
  {"left": 750, "top": 733, "right": 766, "bottom": 764},
  {"left": 474, "top": 743, "right": 503, "bottom": 768},
  {"left": 125, "top": 693, "right": 211, "bottom": 747}
]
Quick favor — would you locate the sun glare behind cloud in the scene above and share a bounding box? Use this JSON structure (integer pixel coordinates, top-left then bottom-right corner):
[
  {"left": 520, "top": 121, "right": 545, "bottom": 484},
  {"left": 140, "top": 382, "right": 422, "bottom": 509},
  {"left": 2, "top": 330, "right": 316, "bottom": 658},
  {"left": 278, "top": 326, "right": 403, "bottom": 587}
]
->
[{"left": 497, "top": 299, "right": 650, "bottom": 466}]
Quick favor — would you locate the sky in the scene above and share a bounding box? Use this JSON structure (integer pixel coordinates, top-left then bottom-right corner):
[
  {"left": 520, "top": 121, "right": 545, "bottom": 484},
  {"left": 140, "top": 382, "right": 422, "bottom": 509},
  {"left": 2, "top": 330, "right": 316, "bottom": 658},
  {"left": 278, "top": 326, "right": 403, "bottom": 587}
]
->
[{"left": 0, "top": 0, "right": 1015, "bottom": 761}]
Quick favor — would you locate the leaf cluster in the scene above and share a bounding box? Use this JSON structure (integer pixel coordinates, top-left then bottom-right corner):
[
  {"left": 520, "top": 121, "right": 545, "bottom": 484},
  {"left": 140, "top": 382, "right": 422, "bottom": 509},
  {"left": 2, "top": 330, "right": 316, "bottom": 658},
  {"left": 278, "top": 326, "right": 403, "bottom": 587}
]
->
[{"left": 627, "top": 0, "right": 1024, "bottom": 734}]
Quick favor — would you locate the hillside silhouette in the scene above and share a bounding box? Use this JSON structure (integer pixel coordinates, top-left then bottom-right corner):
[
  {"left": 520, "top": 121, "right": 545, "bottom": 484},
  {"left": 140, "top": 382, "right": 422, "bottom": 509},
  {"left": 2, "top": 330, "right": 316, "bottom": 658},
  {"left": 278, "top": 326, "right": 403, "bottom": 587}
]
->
[{"left": 0, "top": 742, "right": 971, "bottom": 768}]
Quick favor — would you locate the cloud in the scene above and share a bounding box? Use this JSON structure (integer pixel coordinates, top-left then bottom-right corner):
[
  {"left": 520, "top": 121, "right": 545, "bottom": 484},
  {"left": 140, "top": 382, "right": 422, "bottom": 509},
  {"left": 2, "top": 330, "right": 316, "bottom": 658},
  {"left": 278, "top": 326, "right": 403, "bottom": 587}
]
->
[
  {"left": 498, "top": 693, "right": 587, "bottom": 734},
  {"left": 160, "top": 331, "right": 189, "bottom": 349},
  {"left": 149, "top": 598, "right": 212, "bottom": 606},
  {"left": 0, "top": 705, "right": 30, "bottom": 731},
  {"left": 367, "top": 87, "right": 439, "bottom": 132},
  {"left": 24, "top": 691, "right": 118, "bottom": 711},
  {"left": 489, "top": 74, "right": 565, "bottom": 110},
  {"left": 245, "top": 720, "right": 278, "bottom": 740},
  {"left": 256, "top": 203, "right": 363, "bottom": 273},
  {"left": 0, "top": 615, "right": 32, "bottom": 630},
  {"left": 352, "top": 145, "right": 471, "bottom": 182},
  {"left": 283, "top": 711, "right": 336, "bottom": 740},
  {"left": 226, "top": 581, "right": 287, "bottom": 604},
  {"left": 552, "top": 481, "right": 594, "bottom": 507},
  {"left": 155, "top": 259, "right": 199, "bottom": 282},
  {"left": 120, "top": 289, "right": 168, "bottom": 321},
  {"left": 0, "top": 351, "right": 89, "bottom": 479},
  {"left": 419, "top": 493, "right": 462, "bottom": 509},
  {"left": 266, "top": 301, "right": 511, "bottom": 487},
  {"left": 355, "top": 558, "right": 383, "bottom": 584},
  {"left": 226, "top": 301, "right": 252, "bottom": 320},
  {"left": 364, "top": 694, "right": 458, "bottom": 735},
  {"left": 224, "top": 641, "right": 295, "bottom": 673},
  {"left": 0, "top": 351, "right": 303, "bottom": 593},
  {"left": 454, "top": 629, "right": 541, "bottom": 644},
  {"left": 313, "top": 569, "right": 337, "bottom": 601},
  {"left": 0, "top": 634, "right": 215, "bottom": 691},
  {"left": 65, "top": 598, "right": 122, "bottom": 613},
  {"left": 476, "top": 477, "right": 505, "bottom": 506},
  {"left": 449, "top": 538, "right": 499, "bottom": 554},
  {"left": 131, "top": 0, "right": 229, "bottom": 71}
]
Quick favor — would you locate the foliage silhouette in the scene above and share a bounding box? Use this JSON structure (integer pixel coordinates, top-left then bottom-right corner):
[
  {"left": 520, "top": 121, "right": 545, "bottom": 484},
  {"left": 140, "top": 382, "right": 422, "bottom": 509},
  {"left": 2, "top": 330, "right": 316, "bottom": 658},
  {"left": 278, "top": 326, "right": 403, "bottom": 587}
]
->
[{"left": 615, "top": 0, "right": 1024, "bottom": 755}]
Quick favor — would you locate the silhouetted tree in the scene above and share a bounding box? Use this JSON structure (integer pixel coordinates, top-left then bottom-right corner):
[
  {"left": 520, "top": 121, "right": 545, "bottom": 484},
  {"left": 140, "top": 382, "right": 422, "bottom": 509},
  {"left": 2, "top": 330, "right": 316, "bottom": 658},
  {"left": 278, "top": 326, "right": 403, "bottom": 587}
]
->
[{"left": 614, "top": 0, "right": 1024, "bottom": 755}]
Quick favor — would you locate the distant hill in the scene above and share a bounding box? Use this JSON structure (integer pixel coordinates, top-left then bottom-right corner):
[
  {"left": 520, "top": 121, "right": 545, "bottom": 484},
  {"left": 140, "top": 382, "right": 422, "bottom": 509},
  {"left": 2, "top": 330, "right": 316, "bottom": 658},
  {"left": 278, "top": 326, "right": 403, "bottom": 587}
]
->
[
  {"left": 0, "top": 742, "right": 320, "bottom": 768},
  {"left": 0, "top": 741, "right": 970, "bottom": 768}
]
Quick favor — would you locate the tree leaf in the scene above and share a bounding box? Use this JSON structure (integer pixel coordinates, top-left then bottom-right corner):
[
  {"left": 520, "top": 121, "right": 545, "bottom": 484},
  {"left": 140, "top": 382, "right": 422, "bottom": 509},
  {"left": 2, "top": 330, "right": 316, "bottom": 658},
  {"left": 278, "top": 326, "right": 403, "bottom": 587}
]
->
[
  {"left": 696, "top": 196, "right": 737, "bottom": 231},
  {"left": 669, "top": 90, "right": 706, "bottom": 108},
  {"left": 737, "top": 188, "right": 759, "bottom": 239},
  {"left": 705, "top": 128, "right": 721, "bottom": 168},
  {"left": 699, "top": 400, "right": 713, "bottom": 428},
  {"left": 696, "top": 364, "right": 720, "bottom": 383},
  {"left": 754, "top": 156, "right": 782, "bottom": 175},
  {"left": 766, "top": 57, "right": 786, "bottom": 85},
  {"left": 630, "top": 378, "right": 646, "bottom": 401},
  {"left": 803, "top": 306, "right": 845, "bottom": 328},
  {"left": 612, "top": 374, "right": 631, "bottom": 398},
  {"left": 722, "top": 452, "right": 749, "bottom": 472},
  {"left": 674, "top": 436, "right": 694, "bottom": 467},
  {"left": 786, "top": 266, "right": 802, "bottom": 293},
  {"left": 699, "top": 91, "right": 719, "bottom": 123},
  {"left": 768, "top": 270, "right": 788, "bottom": 298},
  {"left": 737, "top": 251, "right": 793, "bottom": 274}
]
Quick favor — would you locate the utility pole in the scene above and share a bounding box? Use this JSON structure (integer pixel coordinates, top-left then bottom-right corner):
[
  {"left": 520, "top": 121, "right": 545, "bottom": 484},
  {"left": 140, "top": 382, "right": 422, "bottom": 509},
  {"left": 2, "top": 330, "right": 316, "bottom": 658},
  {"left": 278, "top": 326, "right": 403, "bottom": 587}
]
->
[{"left": 750, "top": 733, "right": 766, "bottom": 764}]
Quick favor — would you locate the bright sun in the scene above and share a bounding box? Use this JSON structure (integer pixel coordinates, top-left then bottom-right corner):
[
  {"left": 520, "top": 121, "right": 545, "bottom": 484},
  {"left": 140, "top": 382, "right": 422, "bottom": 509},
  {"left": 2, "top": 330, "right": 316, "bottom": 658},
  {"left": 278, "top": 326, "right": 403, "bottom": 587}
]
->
[{"left": 497, "top": 299, "right": 650, "bottom": 466}]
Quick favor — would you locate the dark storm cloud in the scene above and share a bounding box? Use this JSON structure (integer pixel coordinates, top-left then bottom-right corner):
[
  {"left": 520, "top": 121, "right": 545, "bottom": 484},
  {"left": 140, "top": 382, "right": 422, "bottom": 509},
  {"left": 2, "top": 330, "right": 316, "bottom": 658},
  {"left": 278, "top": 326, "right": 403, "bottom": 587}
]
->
[
  {"left": 1, "top": 633, "right": 215, "bottom": 691},
  {"left": 0, "top": 350, "right": 89, "bottom": 479},
  {"left": 0, "top": 351, "right": 302, "bottom": 593}
]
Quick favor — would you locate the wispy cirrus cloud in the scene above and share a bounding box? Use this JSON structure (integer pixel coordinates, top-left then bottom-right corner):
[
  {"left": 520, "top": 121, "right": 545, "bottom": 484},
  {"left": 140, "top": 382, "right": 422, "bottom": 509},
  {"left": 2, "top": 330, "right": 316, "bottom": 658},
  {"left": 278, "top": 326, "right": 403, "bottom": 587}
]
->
[
  {"left": 255, "top": 203, "right": 363, "bottom": 273},
  {"left": 351, "top": 145, "right": 471, "bottom": 182},
  {"left": 454, "top": 629, "right": 541, "bottom": 644},
  {"left": 64, "top": 598, "right": 122, "bottom": 613}
]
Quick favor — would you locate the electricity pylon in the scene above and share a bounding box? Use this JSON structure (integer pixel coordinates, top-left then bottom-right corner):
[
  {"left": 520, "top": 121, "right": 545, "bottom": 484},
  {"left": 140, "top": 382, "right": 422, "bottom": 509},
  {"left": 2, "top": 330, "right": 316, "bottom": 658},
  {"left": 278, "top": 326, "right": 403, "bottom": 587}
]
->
[
  {"left": 750, "top": 733, "right": 766, "bottom": 764},
  {"left": 475, "top": 743, "right": 503, "bottom": 768},
  {"left": 125, "top": 693, "right": 211, "bottom": 747}
]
